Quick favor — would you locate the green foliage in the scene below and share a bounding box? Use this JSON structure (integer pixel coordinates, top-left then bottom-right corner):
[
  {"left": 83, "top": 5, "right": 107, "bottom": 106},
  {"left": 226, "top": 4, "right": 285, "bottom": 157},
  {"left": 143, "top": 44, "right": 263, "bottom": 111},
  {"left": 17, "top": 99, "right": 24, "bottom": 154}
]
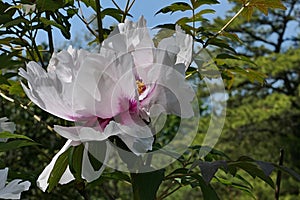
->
[
  {"left": 48, "top": 148, "right": 71, "bottom": 192},
  {"left": 131, "top": 169, "right": 165, "bottom": 200}
]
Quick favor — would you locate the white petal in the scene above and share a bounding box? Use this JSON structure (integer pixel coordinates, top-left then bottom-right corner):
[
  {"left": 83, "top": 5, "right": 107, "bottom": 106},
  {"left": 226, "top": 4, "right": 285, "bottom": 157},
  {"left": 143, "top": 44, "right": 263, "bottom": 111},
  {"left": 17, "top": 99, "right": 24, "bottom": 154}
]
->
[
  {"left": 142, "top": 63, "right": 194, "bottom": 118},
  {"left": 0, "top": 179, "right": 30, "bottom": 199},
  {"left": 76, "top": 52, "right": 137, "bottom": 118},
  {"left": 81, "top": 141, "right": 111, "bottom": 182},
  {"left": 0, "top": 168, "right": 30, "bottom": 200},
  {"left": 0, "top": 117, "right": 16, "bottom": 133},
  {"left": 115, "top": 122, "right": 154, "bottom": 155},
  {"left": 158, "top": 25, "right": 193, "bottom": 68},
  {"left": 0, "top": 167, "right": 8, "bottom": 189},
  {"left": 0, "top": 117, "right": 16, "bottom": 142},
  {"left": 37, "top": 140, "right": 79, "bottom": 192},
  {"left": 18, "top": 47, "right": 90, "bottom": 121}
]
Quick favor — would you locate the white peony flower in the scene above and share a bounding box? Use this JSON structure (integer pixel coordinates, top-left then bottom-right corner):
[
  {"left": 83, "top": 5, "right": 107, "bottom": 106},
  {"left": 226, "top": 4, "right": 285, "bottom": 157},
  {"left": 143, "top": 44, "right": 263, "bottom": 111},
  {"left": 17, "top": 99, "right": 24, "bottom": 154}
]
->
[{"left": 19, "top": 16, "right": 194, "bottom": 191}]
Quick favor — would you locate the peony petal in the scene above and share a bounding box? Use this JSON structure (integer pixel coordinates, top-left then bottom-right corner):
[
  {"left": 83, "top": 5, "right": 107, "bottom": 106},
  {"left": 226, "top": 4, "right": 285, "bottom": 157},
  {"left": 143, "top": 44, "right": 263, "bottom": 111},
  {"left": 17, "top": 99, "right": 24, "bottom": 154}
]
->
[
  {"left": 141, "top": 62, "right": 194, "bottom": 118},
  {"left": 158, "top": 25, "right": 193, "bottom": 68},
  {"left": 115, "top": 122, "right": 154, "bottom": 155},
  {"left": 76, "top": 52, "right": 137, "bottom": 119},
  {"left": 19, "top": 62, "right": 85, "bottom": 121},
  {"left": 36, "top": 140, "right": 79, "bottom": 192},
  {"left": 0, "top": 168, "right": 30, "bottom": 200},
  {"left": 19, "top": 47, "right": 91, "bottom": 121},
  {"left": 81, "top": 141, "right": 111, "bottom": 182},
  {"left": 0, "top": 168, "right": 8, "bottom": 189},
  {"left": 0, "top": 179, "right": 30, "bottom": 199},
  {"left": 0, "top": 117, "right": 16, "bottom": 142}
]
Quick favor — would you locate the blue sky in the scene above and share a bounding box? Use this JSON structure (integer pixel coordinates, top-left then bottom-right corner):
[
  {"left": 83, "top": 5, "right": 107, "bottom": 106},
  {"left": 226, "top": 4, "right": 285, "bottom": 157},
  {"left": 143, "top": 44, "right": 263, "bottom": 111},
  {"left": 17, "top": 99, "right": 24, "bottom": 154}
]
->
[{"left": 35, "top": 0, "right": 232, "bottom": 49}]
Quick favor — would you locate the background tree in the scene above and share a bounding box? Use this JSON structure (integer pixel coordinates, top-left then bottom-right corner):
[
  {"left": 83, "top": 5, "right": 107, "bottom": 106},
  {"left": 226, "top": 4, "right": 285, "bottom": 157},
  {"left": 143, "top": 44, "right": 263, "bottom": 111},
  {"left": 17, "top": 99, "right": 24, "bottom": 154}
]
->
[{"left": 203, "top": 0, "right": 300, "bottom": 199}]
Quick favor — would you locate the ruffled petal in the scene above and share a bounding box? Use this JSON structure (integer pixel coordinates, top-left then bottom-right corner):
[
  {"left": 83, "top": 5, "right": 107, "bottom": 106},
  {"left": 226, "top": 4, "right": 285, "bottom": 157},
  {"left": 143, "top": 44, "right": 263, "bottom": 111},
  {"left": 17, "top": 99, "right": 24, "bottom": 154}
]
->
[
  {"left": 19, "top": 57, "right": 88, "bottom": 121},
  {"left": 76, "top": 52, "right": 137, "bottom": 118},
  {"left": 157, "top": 25, "right": 193, "bottom": 68},
  {"left": 141, "top": 62, "right": 194, "bottom": 118},
  {"left": 0, "top": 168, "right": 30, "bottom": 200},
  {"left": 0, "top": 179, "right": 30, "bottom": 199},
  {"left": 103, "top": 16, "right": 154, "bottom": 81}
]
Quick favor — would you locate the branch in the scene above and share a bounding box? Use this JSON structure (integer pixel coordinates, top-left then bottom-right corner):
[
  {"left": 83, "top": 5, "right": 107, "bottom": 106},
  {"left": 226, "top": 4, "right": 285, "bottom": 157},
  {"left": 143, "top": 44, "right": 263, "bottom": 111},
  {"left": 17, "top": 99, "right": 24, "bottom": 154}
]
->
[
  {"left": 0, "top": 90, "right": 54, "bottom": 132},
  {"left": 95, "top": 0, "right": 104, "bottom": 43}
]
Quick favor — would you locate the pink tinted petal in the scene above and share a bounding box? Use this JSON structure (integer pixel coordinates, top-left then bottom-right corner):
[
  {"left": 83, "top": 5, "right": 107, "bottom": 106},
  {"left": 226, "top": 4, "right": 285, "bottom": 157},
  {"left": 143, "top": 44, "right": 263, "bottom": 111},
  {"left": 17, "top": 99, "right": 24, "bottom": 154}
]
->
[
  {"left": 142, "top": 63, "right": 194, "bottom": 118},
  {"left": 78, "top": 52, "right": 137, "bottom": 119},
  {"left": 19, "top": 61, "right": 86, "bottom": 121}
]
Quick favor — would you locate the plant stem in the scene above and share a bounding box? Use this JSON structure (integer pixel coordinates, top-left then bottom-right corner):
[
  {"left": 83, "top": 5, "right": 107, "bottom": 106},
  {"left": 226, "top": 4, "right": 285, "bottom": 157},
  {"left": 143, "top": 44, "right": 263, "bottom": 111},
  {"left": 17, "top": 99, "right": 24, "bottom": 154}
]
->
[
  {"left": 95, "top": 0, "right": 104, "bottom": 43},
  {"left": 275, "top": 149, "right": 284, "bottom": 200},
  {"left": 46, "top": 11, "right": 54, "bottom": 54},
  {"left": 0, "top": 90, "right": 53, "bottom": 132},
  {"left": 203, "top": 1, "right": 250, "bottom": 48}
]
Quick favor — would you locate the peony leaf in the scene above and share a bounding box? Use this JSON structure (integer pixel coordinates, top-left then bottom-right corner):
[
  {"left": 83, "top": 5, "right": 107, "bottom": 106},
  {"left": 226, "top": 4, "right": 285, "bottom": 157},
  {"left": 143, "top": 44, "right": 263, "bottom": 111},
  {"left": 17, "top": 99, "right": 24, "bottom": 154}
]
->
[
  {"left": 68, "top": 145, "right": 84, "bottom": 180},
  {"left": 155, "top": 2, "right": 192, "bottom": 15},
  {"left": 47, "top": 148, "right": 71, "bottom": 192},
  {"left": 131, "top": 169, "right": 165, "bottom": 200},
  {"left": 0, "top": 131, "right": 33, "bottom": 141},
  {"left": 0, "top": 140, "right": 39, "bottom": 152},
  {"left": 191, "top": 0, "right": 220, "bottom": 9}
]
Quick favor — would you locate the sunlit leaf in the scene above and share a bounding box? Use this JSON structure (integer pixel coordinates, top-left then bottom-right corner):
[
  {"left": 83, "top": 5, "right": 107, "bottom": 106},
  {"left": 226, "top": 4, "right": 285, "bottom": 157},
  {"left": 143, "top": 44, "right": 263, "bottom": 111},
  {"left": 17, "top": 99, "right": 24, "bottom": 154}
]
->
[
  {"left": 155, "top": 2, "right": 192, "bottom": 15},
  {"left": 0, "top": 131, "right": 34, "bottom": 141},
  {"left": 191, "top": 0, "right": 220, "bottom": 10}
]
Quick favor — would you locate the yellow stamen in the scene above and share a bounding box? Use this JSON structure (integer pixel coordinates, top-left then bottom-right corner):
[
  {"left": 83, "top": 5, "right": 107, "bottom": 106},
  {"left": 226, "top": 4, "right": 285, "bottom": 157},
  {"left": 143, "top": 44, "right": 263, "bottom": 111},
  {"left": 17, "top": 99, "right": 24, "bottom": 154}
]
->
[{"left": 136, "top": 80, "right": 146, "bottom": 95}]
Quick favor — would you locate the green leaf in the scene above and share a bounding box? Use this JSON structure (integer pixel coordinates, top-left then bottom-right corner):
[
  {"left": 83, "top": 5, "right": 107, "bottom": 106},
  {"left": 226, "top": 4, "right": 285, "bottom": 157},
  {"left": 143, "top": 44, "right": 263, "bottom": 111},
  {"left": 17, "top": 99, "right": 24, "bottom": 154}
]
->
[
  {"left": 48, "top": 148, "right": 71, "bottom": 192},
  {"left": 0, "top": 140, "right": 39, "bottom": 152},
  {"left": 176, "top": 9, "right": 215, "bottom": 25},
  {"left": 194, "top": 174, "right": 220, "bottom": 200},
  {"left": 228, "top": 160, "right": 275, "bottom": 188},
  {"left": 80, "top": 0, "right": 97, "bottom": 12},
  {"left": 153, "top": 23, "right": 176, "bottom": 30},
  {"left": 3, "top": 17, "right": 29, "bottom": 28},
  {"left": 243, "top": 0, "right": 287, "bottom": 20},
  {"left": 101, "top": 8, "right": 131, "bottom": 23},
  {"left": 0, "top": 131, "right": 34, "bottom": 141},
  {"left": 206, "top": 38, "right": 236, "bottom": 52},
  {"left": 8, "top": 81, "right": 25, "bottom": 97},
  {"left": 131, "top": 169, "right": 165, "bottom": 200},
  {"left": 216, "top": 53, "right": 257, "bottom": 65},
  {"left": 36, "top": 0, "right": 69, "bottom": 12},
  {"left": 155, "top": 2, "right": 192, "bottom": 15},
  {"left": 89, "top": 171, "right": 131, "bottom": 187},
  {"left": 69, "top": 144, "right": 84, "bottom": 180},
  {"left": 249, "top": 0, "right": 287, "bottom": 15},
  {"left": 0, "top": 75, "right": 10, "bottom": 85},
  {"left": 191, "top": 0, "right": 220, "bottom": 9},
  {"left": 220, "top": 32, "right": 242, "bottom": 44},
  {"left": 273, "top": 164, "right": 300, "bottom": 182},
  {"left": 198, "top": 161, "right": 228, "bottom": 183}
]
